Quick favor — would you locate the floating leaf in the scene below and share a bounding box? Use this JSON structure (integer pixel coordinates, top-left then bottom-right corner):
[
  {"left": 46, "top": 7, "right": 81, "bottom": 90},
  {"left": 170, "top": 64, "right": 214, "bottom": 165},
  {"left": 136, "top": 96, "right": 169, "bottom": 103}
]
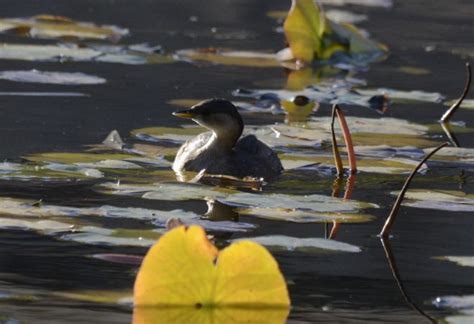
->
[
  {"left": 434, "top": 256, "right": 474, "bottom": 268},
  {"left": 0, "top": 43, "right": 173, "bottom": 65},
  {"left": 134, "top": 226, "right": 290, "bottom": 323},
  {"left": 60, "top": 226, "right": 160, "bottom": 247},
  {"left": 238, "top": 208, "right": 374, "bottom": 223},
  {"left": 444, "top": 99, "right": 474, "bottom": 110},
  {"left": 0, "top": 15, "right": 128, "bottom": 41},
  {"left": 395, "top": 189, "right": 474, "bottom": 212},
  {"left": 97, "top": 182, "right": 236, "bottom": 201},
  {"left": 24, "top": 152, "right": 139, "bottom": 164},
  {"left": 318, "top": 0, "right": 393, "bottom": 8},
  {"left": 0, "top": 70, "right": 106, "bottom": 85},
  {"left": 234, "top": 235, "right": 361, "bottom": 252},
  {"left": 0, "top": 161, "right": 104, "bottom": 181},
  {"left": 357, "top": 88, "right": 444, "bottom": 103},
  {"left": 0, "top": 197, "right": 254, "bottom": 234},
  {"left": 281, "top": 153, "right": 422, "bottom": 174},
  {"left": 433, "top": 295, "right": 474, "bottom": 324},
  {"left": 326, "top": 10, "right": 368, "bottom": 24},
  {"left": 131, "top": 126, "right": 201, "bottom": 144},
  {"left": 175, "top": 48, "right": 281, "bottom": 68},
  {"left": 221, "top": 192, "right": 377, "bottom": 213}
]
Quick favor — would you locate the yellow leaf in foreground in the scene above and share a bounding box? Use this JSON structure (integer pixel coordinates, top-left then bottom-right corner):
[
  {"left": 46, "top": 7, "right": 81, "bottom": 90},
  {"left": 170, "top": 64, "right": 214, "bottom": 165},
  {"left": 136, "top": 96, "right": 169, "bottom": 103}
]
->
[
  {"left": 133, "top": 226, "right": 290, "bottom": 323},
  {"left": 283, "top": 0, "right": 326, "bottom": 62}
]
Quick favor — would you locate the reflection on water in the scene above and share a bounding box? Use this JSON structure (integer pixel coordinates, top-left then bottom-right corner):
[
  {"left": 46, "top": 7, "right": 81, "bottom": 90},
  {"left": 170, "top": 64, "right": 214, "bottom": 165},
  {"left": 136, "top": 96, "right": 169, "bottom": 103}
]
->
[{"left": 0, "top": 0, "right": 473, "bottom": 323}]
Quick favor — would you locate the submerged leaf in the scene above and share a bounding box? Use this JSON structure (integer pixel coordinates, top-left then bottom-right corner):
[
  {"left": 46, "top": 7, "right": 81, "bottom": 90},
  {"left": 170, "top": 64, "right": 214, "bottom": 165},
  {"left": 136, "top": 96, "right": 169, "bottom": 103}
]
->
[{"left": 134, "top": 226, "right": 290, "bottom": 313}]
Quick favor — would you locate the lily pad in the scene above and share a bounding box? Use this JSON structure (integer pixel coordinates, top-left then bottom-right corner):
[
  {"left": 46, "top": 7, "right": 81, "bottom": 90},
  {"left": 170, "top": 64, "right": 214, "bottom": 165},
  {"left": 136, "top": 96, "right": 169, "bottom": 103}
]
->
[
  {"left": 237, "top": 208, "right": 374, "bottom": 223},
  {"left": 234, "top": 235, "right": 361, "bottom": 252},
  {"left": 434, "top": 295, "right": 474, "bottom": 324},
  {"left": 318, "top": 0, "right": 393, "bottom": 8},
  {"left": 24, "top": 152, "right": 139, "bottom": 164},
  {"left": 434, "top": 256, "right": 474, "bottom": 268},
  {"left": 0, "top": 161, "right": 104, "bottom": 181},
  {"left": 0, "top": 15, "right": 128, "bottom": 41},
  {"left": 444, "top": 99, "right": 474, "bottom": 110},
  {"left": 221, "top": 192, "right": 376, "bottom": 214},
  {"left": 357, "top": 88, "right": 444, "bottom": 103},
  {"left": 0, "top": 197, "right": 254, "bottom": 233},
  {"left": 175, "top": 48, "right": 281, "bottom": 68},
  {"left": 395, "top": 189, "right": 474, "bottom": 212},
  {"left": 0, "top": 43, "right": 173, "bottom": 65},
  {"left": 0, "top": 70, "right": 106, "bottom": 85}
]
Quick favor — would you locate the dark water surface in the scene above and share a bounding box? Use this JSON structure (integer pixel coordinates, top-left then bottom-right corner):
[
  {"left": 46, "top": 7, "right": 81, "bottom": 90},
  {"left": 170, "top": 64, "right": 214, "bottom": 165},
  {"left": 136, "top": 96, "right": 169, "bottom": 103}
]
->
[{"left": 0, "top": 0, "right": 473, "bottom": 323}]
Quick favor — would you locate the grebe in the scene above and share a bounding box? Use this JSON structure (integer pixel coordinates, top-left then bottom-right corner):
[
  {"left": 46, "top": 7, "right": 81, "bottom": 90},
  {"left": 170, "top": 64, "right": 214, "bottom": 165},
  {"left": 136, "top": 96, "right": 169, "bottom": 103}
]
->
[{"left": 172, "top": 99, "right": 283, "bottom": 180}]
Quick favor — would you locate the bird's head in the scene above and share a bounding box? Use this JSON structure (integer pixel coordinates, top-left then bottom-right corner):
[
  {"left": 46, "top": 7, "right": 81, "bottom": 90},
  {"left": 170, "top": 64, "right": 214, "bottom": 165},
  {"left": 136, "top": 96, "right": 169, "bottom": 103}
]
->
[{"left": 173, "top": 99, "right": 244, "bottom": 141}]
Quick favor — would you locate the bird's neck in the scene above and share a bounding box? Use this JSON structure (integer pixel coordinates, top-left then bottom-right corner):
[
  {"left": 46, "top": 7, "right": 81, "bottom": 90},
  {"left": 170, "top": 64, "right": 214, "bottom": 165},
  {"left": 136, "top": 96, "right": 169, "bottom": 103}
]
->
[{"left": 209, "top": 126, "right": 242, "bottom": 152}]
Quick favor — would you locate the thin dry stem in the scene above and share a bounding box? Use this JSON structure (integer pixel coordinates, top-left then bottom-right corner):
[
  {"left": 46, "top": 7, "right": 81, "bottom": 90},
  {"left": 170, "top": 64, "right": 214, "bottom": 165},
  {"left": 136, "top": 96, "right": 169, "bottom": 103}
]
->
[
  {"left": 379, "top": 142, "right": 449, "bottom": 238},
  {"left": 335, "top": 105, "right": 357, "bottom": 174},
  {"left": 331, "top": 105, "right": 344, "bottom": 175},
  {"left": 440, "top": 62, "right": 472, "bottom": 122}
]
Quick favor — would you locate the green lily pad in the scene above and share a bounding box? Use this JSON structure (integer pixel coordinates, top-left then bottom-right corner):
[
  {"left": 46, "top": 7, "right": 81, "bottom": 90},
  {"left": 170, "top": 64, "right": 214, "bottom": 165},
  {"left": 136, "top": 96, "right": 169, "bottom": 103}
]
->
[
  {"left": 434, "top": 256, "right": 474, "bottom": 268},
  {"left": 233, "top": 235, "right": 361, "bottom": 252},
  {"left": 0, "top": 15, "right": 128, "bottom": 41},
  {"left": 0, "top": 161, "right": 104, "bottom": 181},
  {"left": 394, "top": 189, "right": 474, "bottom": 212},
  {"left": 0, "top": 70, "right": 106, "bottom": 85},
  {"left": 0, "top": 43, "right": 173, "bottom": 65},
  {"left": 238, "top": 208, "right": 374, "bottom": 223},
  {"left": 175, "top": 48, "right": 282, "bottom": 68},
  {"left": 444, "top": 99, "right": 474, "bottom": 110},
  {"left": 24, "top": 152, "right": 139, "bottom": 164}
]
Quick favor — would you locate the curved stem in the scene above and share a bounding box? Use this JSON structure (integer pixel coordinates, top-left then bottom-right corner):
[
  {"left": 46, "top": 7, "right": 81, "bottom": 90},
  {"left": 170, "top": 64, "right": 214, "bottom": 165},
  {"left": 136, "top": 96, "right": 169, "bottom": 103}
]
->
[
  {"left": 331, "top": 105, "right": 344, "bottom": 175},
  {"left": 335, "top": 105, "right": 357, "bottom": 174},
  {"left": 381, "top": 238, "right": 437, "bottom": 323},
  {"left": 379, "top": 142, "right": 448, "bottom": 238},
  {"left": 440, "top": 62, "right": 472, "bottom": 122}
]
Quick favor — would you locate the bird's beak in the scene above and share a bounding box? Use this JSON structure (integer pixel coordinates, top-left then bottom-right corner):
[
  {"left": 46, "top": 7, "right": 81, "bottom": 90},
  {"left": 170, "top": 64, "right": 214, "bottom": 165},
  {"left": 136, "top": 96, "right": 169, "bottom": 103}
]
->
[{"left": 172, "top": 109, "right": 195, "bottom": 119}]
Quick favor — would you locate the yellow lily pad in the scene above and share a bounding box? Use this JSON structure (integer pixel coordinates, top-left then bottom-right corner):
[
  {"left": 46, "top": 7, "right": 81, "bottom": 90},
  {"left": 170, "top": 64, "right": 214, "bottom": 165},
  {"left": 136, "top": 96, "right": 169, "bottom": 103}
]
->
[{"left": 134, "top": 226, "right": 290, "bottom": 315}]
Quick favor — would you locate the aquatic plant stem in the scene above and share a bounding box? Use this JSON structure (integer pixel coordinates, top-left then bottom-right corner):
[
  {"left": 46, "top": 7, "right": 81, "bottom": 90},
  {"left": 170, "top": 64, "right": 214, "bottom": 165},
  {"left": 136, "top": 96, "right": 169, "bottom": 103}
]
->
[
  {"left": 440, "top": 62, "right": 471, "bottom": 123},
  {"left": 335, "top": 105, "right": 357, "bottom": 174},
  {"left": 331, "top": 105, "right": 344, "bottom": 175},
  {"left": 380, "top": 238, "right": 436, "bottom": 323},
  {"left": 440, "top": 121, "right": 460, "bottom": 147},
  {"left": 379, "top": 142, "right": 448, "bottom": 238}
]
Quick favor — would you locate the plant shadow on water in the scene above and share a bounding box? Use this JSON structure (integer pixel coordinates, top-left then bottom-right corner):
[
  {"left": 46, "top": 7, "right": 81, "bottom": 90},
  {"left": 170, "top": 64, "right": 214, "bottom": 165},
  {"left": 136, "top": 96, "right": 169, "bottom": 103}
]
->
[{"left": 0, "top": 0, "right": 473, "bottom": 323}]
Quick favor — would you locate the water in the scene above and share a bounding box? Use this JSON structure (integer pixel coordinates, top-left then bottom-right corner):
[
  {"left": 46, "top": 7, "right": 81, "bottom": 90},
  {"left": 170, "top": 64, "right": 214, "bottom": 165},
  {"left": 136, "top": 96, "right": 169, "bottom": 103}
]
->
[{"left": 0, "top": 0, "right": 473, "bottom": 323}]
